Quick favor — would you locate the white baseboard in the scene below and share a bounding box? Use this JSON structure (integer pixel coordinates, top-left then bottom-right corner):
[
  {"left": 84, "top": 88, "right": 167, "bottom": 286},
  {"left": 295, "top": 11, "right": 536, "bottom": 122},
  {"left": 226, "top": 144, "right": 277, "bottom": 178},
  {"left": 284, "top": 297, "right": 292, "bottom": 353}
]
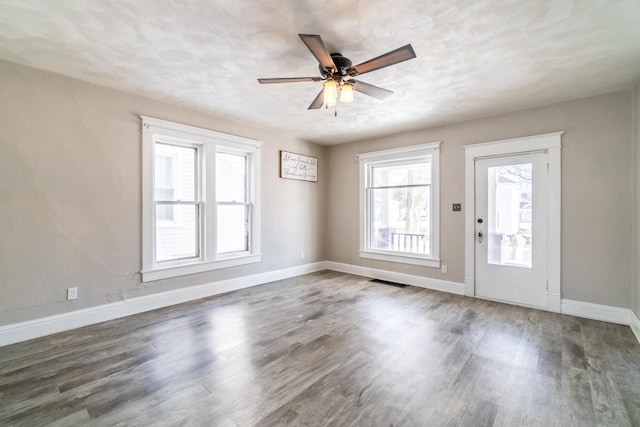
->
[
  {"left": 324, "top": 261, "right": 465, "bottom": 295},
  {"left": 3, "top": 261, "right": 638, "bottom": 348},
  {"left": 560, "top": 299, "right": 632, "bottom": 325},
  {"left": 631, "top": 310, "right": 640, "bottom": 344},
  {"left": 561, "top": 300, "right": 640, "bottom": 345},
  {"left": 0, "top": 262, "right": 325, "bottom": 347},
  {"left": 323, "top": 263, "right": 639, "bottom": 344}
]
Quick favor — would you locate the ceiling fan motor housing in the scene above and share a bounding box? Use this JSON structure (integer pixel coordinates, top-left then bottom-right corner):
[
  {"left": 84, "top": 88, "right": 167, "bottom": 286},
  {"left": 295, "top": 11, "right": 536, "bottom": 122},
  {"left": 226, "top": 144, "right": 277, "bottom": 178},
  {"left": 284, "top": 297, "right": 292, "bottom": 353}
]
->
[{"left": 319, "top": 53, "right": 353, "bottom": 78}]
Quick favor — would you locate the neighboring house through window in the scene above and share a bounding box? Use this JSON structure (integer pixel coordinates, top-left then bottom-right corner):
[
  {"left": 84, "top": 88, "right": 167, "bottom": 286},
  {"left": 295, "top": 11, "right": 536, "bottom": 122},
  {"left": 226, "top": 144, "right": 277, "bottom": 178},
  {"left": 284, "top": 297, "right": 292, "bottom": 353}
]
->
[
  {"left": 141, "top": 116, "right": 262, "bottom": 282},
  {"left": 154, "top": 148, "right": 177, "bottom": 223},
  {"left": 359, "top": 142, "right": 440, "bottom": 267}
]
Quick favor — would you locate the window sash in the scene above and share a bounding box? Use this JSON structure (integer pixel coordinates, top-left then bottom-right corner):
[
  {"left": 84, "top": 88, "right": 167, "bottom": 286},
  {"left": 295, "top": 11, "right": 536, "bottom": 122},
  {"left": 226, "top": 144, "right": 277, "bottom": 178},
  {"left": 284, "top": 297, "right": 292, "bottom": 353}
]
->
[
  {"left": 153, "top": 138, "right": 203, "bottom": 264},
  {"left": 216, "top": 202, "right": 251, "bottom": 255},
  {"left": 216, "top": 151, "right": 248, "bottom": 203},
  {"left": 154, "top": 142, "right": 198, "bottom": 202},
  {"left": 358, "top": 142, "right": 440, "bottom": 267},
  {"left": 369, "top": 158, "right": 432, "bottom": 189},
  {"left": 155, "top": 201, "right": 202, "bottom": 263}
]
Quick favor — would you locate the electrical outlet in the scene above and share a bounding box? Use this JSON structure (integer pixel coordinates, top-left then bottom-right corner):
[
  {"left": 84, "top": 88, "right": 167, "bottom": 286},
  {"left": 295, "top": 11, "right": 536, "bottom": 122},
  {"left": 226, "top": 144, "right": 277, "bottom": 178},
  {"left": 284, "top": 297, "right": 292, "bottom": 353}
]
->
[
  {"left": 441, "top": 265, "right": 448, "bottom": 274},
  {"left": 300, "top": 251, "right": 305, "bottom": 259},
  {"left": 67, "top": 287, "right": 78, "bottom": 300}
]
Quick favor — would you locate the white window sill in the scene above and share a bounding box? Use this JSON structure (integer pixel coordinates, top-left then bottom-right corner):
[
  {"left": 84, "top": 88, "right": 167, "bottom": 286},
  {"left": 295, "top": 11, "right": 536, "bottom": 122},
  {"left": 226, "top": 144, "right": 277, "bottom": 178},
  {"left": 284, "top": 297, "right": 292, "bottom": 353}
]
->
[
  {"left": 359, "top": 250, "right": 440, "bottom": 268},
  {"left": 142, "top": 254, "right": 262, "bottom": 282}
]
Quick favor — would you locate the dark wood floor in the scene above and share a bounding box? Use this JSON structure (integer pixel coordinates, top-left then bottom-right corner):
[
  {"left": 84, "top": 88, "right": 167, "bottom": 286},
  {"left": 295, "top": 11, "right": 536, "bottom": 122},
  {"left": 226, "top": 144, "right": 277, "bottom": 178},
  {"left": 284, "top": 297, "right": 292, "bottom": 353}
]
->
[{"left": 1, "top": 271, "right": 639, "bottom": 426}]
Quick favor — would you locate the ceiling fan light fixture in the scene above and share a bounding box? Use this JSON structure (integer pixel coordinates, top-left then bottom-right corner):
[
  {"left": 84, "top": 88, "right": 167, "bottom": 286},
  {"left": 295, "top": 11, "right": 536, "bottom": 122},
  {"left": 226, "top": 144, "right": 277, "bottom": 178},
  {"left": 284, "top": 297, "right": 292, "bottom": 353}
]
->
[
  {"left": 340, "top": 82, "right": 354, "bottom": 103},
  {"left": 323, "top": 79, "right": 338, "bottom": 107}
]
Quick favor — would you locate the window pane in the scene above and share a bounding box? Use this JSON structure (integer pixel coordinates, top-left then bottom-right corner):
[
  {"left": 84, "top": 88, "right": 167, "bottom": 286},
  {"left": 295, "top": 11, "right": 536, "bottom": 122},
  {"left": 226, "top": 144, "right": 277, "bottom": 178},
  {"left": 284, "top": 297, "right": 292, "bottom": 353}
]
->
[
  {"left": 371, "top": 159, "right": 431, "bottom": 188},
  {"left": 155, "top": 155, "right": 174, "bottom": 188},
  {"left": 217, "top": 204, "right": 248, "bottom": 254},
  {"left": 154, "top": 143, "right": 197, "bottom": 202},
  {"left": 487, "top": 163, "right": 532, "bottom": 268},
  {"left": 156, "top": 204, "right": 199, "bottom": 262},
  {"left": 156, "top": 203, "right": 174, "bottom": 221},
  {"left": 156, "top": 188, "right": 174, "bottom": 201},
  {"left": 369, "top": 186, "right": 430, "bottom": 255},
  {"left": 217, "top": 152, "right": 247, "bottom": 202}
]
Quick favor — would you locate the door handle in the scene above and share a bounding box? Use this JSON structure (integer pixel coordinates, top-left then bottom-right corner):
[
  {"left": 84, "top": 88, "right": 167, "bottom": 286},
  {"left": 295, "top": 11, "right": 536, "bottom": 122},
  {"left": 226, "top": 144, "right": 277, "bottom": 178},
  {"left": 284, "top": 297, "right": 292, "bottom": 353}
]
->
[{"left": 477, "top": 231, "right": 483, "bottom": 243}]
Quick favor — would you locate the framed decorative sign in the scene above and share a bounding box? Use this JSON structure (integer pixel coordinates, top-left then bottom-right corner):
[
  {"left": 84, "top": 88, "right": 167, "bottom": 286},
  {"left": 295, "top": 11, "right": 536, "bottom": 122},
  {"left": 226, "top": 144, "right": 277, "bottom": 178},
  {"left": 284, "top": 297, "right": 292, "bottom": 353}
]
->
[{"left": 279, "top": 150, "right": 318, "bottom": 182}]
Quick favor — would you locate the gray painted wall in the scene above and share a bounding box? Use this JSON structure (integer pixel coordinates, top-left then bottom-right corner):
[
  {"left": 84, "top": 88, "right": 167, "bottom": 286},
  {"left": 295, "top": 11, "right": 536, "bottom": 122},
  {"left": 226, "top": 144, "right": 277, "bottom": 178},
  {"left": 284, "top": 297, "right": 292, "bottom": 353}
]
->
[
  {"left": 325, "top": 91, "right": 634, "bottom": 308},
  {"left": 0, "top": 60, "right": 327, "bottom": 326},
  {"left": 1, "top": 59, "right": 636, "bottom": 328}
]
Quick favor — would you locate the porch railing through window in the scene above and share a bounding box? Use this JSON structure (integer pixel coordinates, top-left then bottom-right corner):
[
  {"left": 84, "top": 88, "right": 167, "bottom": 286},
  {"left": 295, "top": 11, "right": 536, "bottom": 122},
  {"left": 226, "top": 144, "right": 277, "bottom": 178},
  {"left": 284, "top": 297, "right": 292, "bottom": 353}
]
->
[{"left": 391, "top": 232, "right": 427, "bottom": 254}]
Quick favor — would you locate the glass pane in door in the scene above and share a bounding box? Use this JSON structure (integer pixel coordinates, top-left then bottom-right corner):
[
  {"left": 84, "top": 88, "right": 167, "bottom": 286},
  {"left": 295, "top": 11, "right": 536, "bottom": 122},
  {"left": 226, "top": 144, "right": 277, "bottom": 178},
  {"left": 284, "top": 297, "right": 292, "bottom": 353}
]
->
[{"left": 487, "top": 163, "right": 532, "bottom": 268}]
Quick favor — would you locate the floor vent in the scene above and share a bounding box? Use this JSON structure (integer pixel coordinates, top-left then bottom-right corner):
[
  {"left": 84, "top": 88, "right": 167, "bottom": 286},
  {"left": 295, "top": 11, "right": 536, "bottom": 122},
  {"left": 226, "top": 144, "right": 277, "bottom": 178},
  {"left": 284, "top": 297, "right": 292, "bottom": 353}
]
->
[{"left": 370, "top": 279, "right": 409, "bottom": 288}]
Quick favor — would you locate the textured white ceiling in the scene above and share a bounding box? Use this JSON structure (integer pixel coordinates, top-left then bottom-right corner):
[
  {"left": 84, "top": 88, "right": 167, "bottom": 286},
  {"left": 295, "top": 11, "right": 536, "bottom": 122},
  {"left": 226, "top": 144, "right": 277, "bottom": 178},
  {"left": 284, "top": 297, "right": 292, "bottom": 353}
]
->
[{"left": 1, "top": 0, "right": 639, "bottom": 145}]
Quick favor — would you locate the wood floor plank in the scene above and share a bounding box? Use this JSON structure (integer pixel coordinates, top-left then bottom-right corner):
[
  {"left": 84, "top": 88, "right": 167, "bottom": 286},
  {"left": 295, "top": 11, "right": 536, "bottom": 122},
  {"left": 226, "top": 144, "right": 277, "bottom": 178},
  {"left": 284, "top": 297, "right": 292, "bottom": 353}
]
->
[{"left": 0, "top": 271, "right": 639, "bottom": 426}]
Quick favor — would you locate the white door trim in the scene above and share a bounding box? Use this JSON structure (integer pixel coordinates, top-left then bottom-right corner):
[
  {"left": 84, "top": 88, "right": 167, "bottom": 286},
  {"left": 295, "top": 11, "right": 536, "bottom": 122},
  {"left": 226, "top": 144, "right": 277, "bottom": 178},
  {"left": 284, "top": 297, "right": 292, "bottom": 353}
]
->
[{"left": 464, "top": 132, "right": 563, "bottom": 312}]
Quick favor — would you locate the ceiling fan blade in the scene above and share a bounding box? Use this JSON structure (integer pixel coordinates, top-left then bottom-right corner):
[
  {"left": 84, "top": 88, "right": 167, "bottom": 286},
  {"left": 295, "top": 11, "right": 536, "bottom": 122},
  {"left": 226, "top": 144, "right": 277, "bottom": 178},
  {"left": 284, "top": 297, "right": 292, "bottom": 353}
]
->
[
  {"left": 258, "top": 77, "right": 324, "bottom": 84},
  {"left": 298, "top": 34, "right": 336, "bottom": 73},
  {"left": 350, "top": 79, "right": 394, "bottom": 100},
  {"left": 308, "top": 89, "right": 325, "bottom": 109},
  {"left": 349, "top": 44, "right": 416, "bottom": 76}
]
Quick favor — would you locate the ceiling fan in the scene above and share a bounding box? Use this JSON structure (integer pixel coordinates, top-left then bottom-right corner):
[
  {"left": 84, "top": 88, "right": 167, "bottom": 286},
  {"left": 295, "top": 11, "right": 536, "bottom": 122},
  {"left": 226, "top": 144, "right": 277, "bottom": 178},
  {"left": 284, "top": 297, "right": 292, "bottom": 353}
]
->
[{"left": 257, "top": 34, "right": 416, "bottom": 110}]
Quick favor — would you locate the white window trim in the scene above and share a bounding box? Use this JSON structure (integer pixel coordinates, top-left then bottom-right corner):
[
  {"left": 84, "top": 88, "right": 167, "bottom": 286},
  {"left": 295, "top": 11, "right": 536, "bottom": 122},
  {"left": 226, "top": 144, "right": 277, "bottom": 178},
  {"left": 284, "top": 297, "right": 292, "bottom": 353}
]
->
[
  {"left": 141, "top": 116, "right": 262, "bottom": 282},
  {"left": 358, "top": 142, "right": 441, "bottom": 268}
]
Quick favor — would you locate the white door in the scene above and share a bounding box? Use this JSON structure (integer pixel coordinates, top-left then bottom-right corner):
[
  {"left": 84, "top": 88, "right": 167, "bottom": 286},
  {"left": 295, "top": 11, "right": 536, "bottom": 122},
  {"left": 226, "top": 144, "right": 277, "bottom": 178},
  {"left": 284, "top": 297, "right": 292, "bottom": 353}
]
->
[{"left": 474, "top": 152, "right": 548, "bottom": 308}]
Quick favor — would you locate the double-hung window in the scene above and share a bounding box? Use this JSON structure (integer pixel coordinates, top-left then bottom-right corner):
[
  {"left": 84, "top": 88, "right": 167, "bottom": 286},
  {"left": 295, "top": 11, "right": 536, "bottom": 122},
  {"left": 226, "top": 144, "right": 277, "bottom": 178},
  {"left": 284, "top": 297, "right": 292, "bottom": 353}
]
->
[
  {"left": 141, "top": 116, "right": 261, "bottom": 282},
  {"left": 359, "top": 142, "right": 440, "bottom": 267}
]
